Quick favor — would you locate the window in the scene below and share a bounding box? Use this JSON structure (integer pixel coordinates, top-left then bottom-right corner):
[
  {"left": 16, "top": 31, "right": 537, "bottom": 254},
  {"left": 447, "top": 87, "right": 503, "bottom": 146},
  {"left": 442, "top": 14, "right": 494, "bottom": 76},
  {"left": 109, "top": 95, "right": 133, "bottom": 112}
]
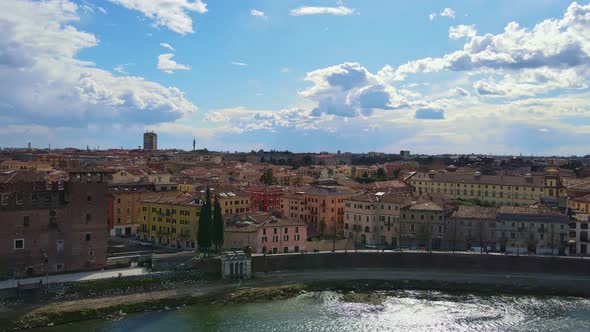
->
[
  {"left": 23, "top": 215, "right": 30, "bottom": 227},
  {"left": 14, "top": 239, "right": 24, "bottom": 250},
  {"left": 56, "top": 240, "right": 64, "bottom": 253},
  {"left": 86, "top": 213, "right": 91, "bottom": 222},
  {"left": 295, "top": 234, "right": 300, "bottom": 241},
  {"left": 85, "top": 233, "right": 92, "bottom": 241}
]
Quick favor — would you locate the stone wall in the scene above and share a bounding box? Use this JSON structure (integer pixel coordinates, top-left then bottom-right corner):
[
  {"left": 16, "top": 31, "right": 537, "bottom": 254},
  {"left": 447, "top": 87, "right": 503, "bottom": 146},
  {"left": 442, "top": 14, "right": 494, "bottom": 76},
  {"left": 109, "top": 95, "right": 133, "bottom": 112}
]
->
[{"left": 252, "top": 252, "right": 590, "bottom": 276}]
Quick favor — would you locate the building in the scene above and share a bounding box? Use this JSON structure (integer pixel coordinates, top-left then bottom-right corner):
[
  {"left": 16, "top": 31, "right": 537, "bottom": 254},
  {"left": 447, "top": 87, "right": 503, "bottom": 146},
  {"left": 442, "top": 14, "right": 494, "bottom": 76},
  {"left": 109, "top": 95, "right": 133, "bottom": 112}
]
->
[
  {"left": 569, "top": 194, "right": 590, "bottom": 214},
  {"left": 495, "top": 205, "right": 568, "bottom": 255},
  {"left": 400, "top": 150, "right": 411, "bottom": 159},
  {"left": 300, "top": 186, "right": 356, "bottom": 236},
  {"left": 143, "top": 131, "right": 157, "bottom": 151},
  {"left": 110, "top": 167, "right": 172, "bottom": 184},
  {"left": 409, "top": 170, "right": 566, "bottom": 207},
  {"left": 0, "top": 170, "right": 109, "bottom": 278},
  {"left": 399, "top": 198, "right": 454, "bottom": 250},
  {"left": 224, "top": 212, "right": 307, "bottom": 254},
  {"left": 448, "top": 206, "right": 499, "bottom": 251},
  {"left": 344, "top": 193, "right": 410, "bottom": 247},
  {"left": 570, "top": 213, "right": 590, "bottom": 256},
  {"left": 246, "top": 185, "right": 283, "bottom": 212},
  {"left": 138, "top": 193, "right": 202, "bottom": 249},
  {"left": 216, "top": 190, "right": 250, "bottom": 215},
  {"left": 108, "top": 183, "right": 180, "bottom": 236}
]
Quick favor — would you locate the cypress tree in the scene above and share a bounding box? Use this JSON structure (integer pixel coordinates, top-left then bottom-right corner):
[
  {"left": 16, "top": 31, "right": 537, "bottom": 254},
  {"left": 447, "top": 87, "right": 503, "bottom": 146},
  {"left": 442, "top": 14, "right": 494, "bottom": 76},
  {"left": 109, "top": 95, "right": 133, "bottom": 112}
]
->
[
  {"left": 212, "top": 196, "right": 224, "bottom": 251},
  {"left": 197, "top": 186, "right": 212, "bottom": 253}
]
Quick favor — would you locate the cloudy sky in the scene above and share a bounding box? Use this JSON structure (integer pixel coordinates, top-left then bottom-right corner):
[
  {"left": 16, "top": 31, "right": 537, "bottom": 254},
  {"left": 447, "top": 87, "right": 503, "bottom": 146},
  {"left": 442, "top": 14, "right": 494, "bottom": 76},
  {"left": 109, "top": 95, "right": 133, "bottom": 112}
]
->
[{"left": 1, "top": 0, "right": 590, "bottom": 155}]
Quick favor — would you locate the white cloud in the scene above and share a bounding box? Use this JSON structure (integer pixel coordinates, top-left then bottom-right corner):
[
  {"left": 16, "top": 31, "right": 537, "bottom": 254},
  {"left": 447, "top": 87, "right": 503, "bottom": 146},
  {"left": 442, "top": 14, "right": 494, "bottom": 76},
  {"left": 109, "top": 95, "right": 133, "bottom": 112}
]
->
[
  {"left": 281, "top": 67, "right": 290, "bottom": 73},
  {"left": 440, "top": 8, "right": 455, "bottom": 19},
  {"left": 428, "top": 13, "right": 436, "bottom": 21},
  {"left": 113, "top": 64, "right": 128, "bottom": 74},
  {"left": 250, "top": 9, "right": 266, "bottom": 18},
  {"left": 449, "top": 25, "right": 477, "bottom": 39},
  {"left": 108, "top": 0, "right": 207, "bottom": 34},
  {"left": 300, "top": 62, "right": 414, "bottom": 117},
  {"left": 0, "top": 0, "right": 197, "bottom": 130},
  {"left": 157, "top": 53, "right": 191, "bottom": 74},
  {"left": 231, "top": 61, "right": 247, "bottom": 66},
  {"left": 290, "top": 6, "right": 355, "bottom": 16},
  {"left": 160, "top": 42, "right": 175, "bottom": 52},
  {"left": 384, "top": 1, "right": 590, "bottom": 99}
]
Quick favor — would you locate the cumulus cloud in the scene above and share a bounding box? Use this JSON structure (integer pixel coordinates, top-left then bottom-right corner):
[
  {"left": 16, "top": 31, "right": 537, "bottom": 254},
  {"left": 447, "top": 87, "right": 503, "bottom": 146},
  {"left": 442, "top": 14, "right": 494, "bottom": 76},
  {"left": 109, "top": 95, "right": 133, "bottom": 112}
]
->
[
  {"left": 250, "top": 9, "right": 266, "bottom": 18},
  {"left": 386, "top": 2, "right": 590, "bottom": 97},
  {"left": 108, "top": 0, "right": 207, "bottom": 34},
  {"left": 300, "top": 62, "right": 413, "bottom": 117},
  {"left": 0, "top": 0, "right": 196, "bottom": 130},
  {"left": 160, "top": 42, "right": 175, "bottom": 52},
  {"left": 449, "top": 25, "right": 477, "bottom": 39},
  {"left": 429, "top": 8, "right": 455, "bottom": 20},
  {"left": 290, "top": 6, "right": 355, "bottom": 16},
  {"left": 157, "top": 53, "right": 191, "bottom": 74},
  {"left": 440, "top": 8, "right": 455, "bottom": 19}
]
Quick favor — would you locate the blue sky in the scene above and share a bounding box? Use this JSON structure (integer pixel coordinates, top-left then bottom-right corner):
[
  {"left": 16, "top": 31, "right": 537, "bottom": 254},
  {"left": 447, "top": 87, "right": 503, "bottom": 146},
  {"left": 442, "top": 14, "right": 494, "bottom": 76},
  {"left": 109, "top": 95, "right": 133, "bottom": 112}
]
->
[{"left": 1, "top": 0, "right": 590, "bottom": 155}]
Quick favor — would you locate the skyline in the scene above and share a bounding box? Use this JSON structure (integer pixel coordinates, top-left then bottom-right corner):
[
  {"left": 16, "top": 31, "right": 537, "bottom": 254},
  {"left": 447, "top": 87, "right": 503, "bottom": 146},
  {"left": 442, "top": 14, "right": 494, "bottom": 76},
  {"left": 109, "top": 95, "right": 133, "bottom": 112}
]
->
[{"left": 1, "top": 1, "right": 590, "bottom": 155}]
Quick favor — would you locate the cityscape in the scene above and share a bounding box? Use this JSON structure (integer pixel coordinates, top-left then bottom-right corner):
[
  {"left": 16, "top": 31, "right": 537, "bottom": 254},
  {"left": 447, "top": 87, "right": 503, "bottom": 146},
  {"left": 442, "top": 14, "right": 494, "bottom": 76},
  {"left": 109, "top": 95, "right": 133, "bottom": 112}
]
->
[{"left": 2, "top": 0, "right": 590, "bottom": 331}]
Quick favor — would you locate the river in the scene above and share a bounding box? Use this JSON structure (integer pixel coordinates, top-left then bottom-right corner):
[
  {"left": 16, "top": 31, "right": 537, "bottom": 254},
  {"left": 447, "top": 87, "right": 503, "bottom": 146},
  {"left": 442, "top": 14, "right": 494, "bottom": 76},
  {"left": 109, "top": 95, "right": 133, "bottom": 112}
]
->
[{"left": 32, "top": 290, "right": 590, "bottom": 331}]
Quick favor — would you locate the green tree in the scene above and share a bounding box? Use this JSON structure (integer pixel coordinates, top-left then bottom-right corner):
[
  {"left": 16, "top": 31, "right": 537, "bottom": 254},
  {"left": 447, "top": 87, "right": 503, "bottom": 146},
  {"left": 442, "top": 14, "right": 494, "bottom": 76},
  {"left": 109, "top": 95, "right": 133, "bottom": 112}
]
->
[
  {"left": 211, "top": 196, "right": 224, "bottom": 252},
  {"left": 260, "top": 168, "right": 275, "bottom": 185},
  {"left": 197, "top": 186, "right": 212, "bottom": 253},
  {"left": 375, "top": 167, "right": 386, "bottom": 179}
]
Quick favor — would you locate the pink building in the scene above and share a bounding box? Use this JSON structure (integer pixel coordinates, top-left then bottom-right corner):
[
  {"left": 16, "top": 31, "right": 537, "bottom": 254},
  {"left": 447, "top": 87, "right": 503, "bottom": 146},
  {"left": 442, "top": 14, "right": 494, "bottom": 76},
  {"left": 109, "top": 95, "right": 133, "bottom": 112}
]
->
[{"left": 224, "top": 212, "right": 307, "bottom": 254}]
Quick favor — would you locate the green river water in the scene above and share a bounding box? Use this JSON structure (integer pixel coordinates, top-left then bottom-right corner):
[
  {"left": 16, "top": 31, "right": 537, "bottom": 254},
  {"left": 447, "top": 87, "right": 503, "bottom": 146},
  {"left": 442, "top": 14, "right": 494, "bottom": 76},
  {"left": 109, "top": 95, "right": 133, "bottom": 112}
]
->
[{"left": 32, "top": 290, "right": 590, "bottom": 331}]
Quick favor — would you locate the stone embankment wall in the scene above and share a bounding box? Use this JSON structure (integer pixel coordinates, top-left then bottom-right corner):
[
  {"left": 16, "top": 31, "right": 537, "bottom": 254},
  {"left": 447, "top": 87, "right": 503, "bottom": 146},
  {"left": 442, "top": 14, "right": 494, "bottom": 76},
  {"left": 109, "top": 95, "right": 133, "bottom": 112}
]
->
[{"left": 252, "top": 252, "right": 590, "bottom": 275}]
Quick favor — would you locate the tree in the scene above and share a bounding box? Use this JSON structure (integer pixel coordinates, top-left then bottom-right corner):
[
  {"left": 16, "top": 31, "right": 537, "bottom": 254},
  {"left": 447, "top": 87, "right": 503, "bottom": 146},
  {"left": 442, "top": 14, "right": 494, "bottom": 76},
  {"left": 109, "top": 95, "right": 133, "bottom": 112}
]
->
[
  {"left": 197, "top": 186, "right": 212, "bottom": 253},
  {"left": 375, "top": 167, "right": 386, "bottom": 179},
  {"left": 260, "top": 168, "right": 275, "bottom": 185},
  {"left": 211, "top": 196, "right": 224, "bottom": 252}
]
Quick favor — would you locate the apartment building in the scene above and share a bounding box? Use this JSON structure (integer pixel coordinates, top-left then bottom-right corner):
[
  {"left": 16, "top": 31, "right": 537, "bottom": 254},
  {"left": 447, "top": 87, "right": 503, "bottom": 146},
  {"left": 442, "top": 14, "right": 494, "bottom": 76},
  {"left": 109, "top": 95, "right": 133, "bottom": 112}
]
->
[
  {"left": 108, "top": 183, "right": 180, "bottom": 236},
  {"left": 399, "top": 199, "right": 454, "bottom": 250},
  {"left": 246, "top": 185, "right": 283, "bottom": 212},
  {"left": 301, "top": 186, "right": 356, "bottom": 236},
  {"left": 343, "top": 193, "right": 410, "bottom": 247},
  {"left": 448, "top": 206, "right": 499, "bottom": 251},
  {"left": 224, "top": 212, "right": 307, "bottom": 254},
  {"left": 409, "top": 169, "right": 565, "bottom": 207},
  {"left": 138, "top": 193, "right": 202, "bottom": 249},
  {"left": 495, "top": 205, "right": 569, "bottom": 255}
]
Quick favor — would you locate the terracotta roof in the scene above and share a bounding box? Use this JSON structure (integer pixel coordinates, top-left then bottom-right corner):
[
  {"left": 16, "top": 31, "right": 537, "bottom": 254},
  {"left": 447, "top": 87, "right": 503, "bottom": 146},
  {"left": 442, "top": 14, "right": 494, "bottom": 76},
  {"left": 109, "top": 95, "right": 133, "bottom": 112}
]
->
[
  {"left": 571, "top": 194, "right": 590, "bottom": 203},
  {"left": 451, "top": 206, "right": 499, "bottom": 220},
  {"left": 139, "top": 193, "right": 201, "bottom": 206},
  {"left": 411, "top": 172, "right": 545, "bottom": 187}
]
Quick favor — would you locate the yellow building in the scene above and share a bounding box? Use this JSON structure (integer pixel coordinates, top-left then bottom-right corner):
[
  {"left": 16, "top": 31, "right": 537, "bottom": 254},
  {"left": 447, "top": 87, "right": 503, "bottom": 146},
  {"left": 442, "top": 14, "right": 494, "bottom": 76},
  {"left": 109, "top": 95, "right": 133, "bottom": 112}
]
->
[
  {"left": 0, "top": 160, "right": 52, "bottom": 170},
  {"left": 178, "top": 183, "right": 194, "bottom": 193},
  {"left": 409, "top": 170, "right": 565, "bottom": 207},
  {"left": 109, "top": 184, "right": 180, "bottom": 236},
  {"left": 353, "top": 166, "right": 378, "bottom": 178},
  {"left": 216, "top": 191, "right": 250, "bottom": 216},
  {"left": 139, "top": 193, "right": 203, "bottom": 249},
  {"left": 570, "top": 194, "right": 590, "bottom": 213}
]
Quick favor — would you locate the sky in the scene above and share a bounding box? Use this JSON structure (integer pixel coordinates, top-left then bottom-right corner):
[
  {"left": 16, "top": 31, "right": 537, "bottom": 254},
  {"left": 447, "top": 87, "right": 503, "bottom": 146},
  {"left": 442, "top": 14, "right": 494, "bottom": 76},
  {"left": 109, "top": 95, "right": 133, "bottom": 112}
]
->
[{"left": 1, "top": 0, "right": 590, "bottom": 155}]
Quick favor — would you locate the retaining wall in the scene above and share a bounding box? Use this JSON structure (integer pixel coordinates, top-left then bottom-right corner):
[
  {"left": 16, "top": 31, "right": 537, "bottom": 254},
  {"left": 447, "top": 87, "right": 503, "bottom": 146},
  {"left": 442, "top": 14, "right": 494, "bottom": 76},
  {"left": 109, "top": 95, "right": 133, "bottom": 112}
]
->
[{"left": 252, "top": 252, "right": 590, "bottom": 276}]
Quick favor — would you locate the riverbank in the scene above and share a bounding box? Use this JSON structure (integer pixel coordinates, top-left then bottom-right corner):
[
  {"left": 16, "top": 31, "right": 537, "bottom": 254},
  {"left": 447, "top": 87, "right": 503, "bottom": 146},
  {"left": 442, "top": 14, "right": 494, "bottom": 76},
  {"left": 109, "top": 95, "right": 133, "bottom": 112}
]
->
[{"left": 4, "top": 268, "right": 590, "bottom": 331}]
